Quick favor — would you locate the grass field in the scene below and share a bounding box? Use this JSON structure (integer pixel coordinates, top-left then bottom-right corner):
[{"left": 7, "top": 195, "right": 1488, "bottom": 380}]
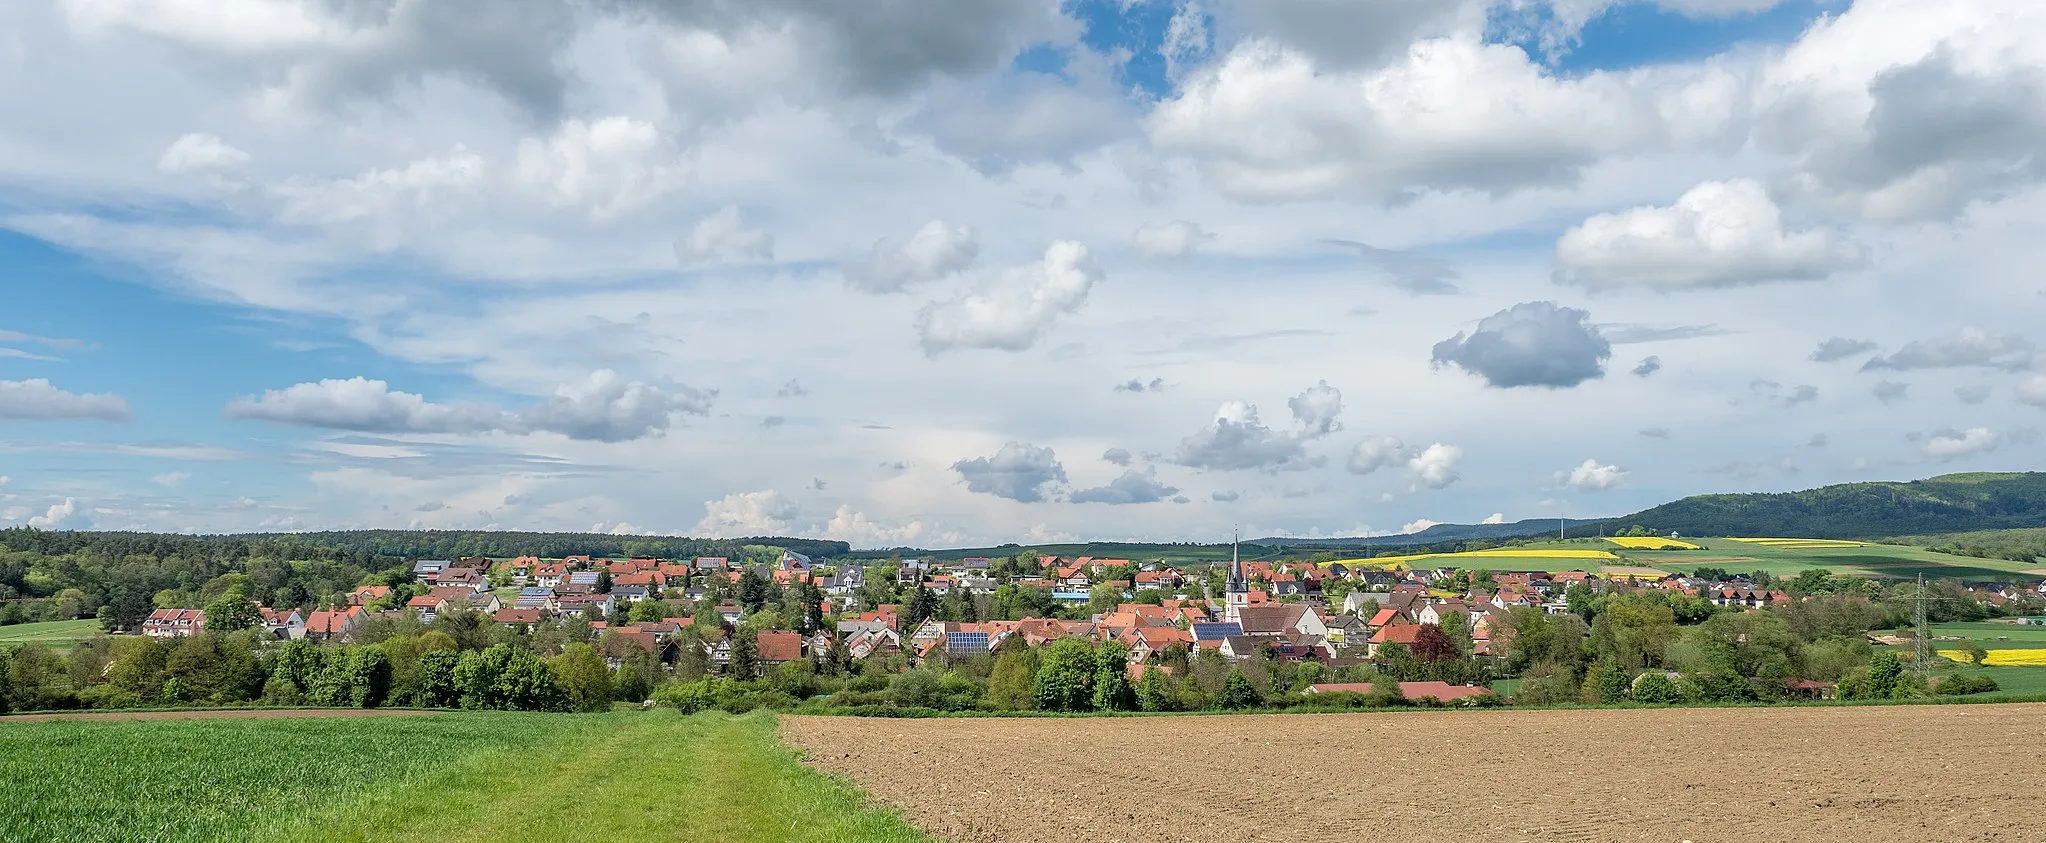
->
[
  {"left": 0, "top": 711, "right": 930, "bottom": 843},
  {"left": 1621, "top": 538, "right": 2035, "bottom": 580},
  {"left": 0, "top": 619, "right": 101, "bottom": 652}
]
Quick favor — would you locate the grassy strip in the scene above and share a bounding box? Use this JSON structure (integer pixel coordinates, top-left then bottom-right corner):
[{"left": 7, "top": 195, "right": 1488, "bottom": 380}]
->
[
  {"left": 0, "top": 619, "right": 102, "bottom": 652},
  {"left": 257, "top": 711, "right": 932, "bottom": 843},
  {"left": 0, "top": 711, "right": 586, "bottom": 843}
]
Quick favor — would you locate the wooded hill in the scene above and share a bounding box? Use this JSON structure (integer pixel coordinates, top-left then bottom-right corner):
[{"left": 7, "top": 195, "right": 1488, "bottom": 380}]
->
[{"left": 1615, "top": 472, "right": 2046, "bottom": 539}]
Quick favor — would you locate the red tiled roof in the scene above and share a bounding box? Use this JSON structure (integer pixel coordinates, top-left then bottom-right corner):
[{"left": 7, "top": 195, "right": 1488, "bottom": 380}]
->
[
  {"left": 755, "top": 631, "right": 804, "bottom": 663},
  {"left": 1398, "top": 681, "right": 1488, "bottom": 702}
]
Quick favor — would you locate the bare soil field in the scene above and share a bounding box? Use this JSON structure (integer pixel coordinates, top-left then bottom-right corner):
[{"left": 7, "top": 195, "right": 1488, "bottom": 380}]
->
[
  {"left": 784, "top": 704, "right": 2046, "bottom": 843},
  {"left": 0, "top": 708, "right": 438, "bottom": 723}
]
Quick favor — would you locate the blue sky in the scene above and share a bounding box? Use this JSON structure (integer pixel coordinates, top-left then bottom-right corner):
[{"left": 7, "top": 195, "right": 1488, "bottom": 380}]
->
[{"left": 1, "top": 0, "right": 2040, "bottom": 544}]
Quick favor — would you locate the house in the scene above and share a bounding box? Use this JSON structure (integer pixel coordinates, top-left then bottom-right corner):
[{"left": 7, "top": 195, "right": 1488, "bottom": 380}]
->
[
  {"left": 1190, "top": 621, "right": 1245, "bottom": 651},
  {"left": 1367, "top": 623, "right": 1428, "bottom": 657},
  {"left": 1235, "top": 605, "right": 1329, "bottom": 638},
  {"left": 844, "top": 626, "right": 903, "bottom": 660},
  {"left": 1326, "top": 613, "right": 1371, "bottom": 648},
  {"left": 411, "top": 560, "right": 453, "bottom": 579},
  {"left": 143, "top": 608, "right": 206, "bottom": 638},
  {"left": 305, "top": 606, "right": 365, "bottom": 642},
  {"left": 259, "top": 607, "right": 306, "bottom": 640},
  {"left": 432, "top": 567, "right": 485, "bottom": 591},
  {"left": 557, "top": 593, "right": 617, "bottom": 619},
  {"left": 693, "top": 556, "right": 728, "bottom": 571},
  {"left": 407, "top": 595, "right": 447, "bottom": 624},
  {"left": 755, "top": 631, "right": 806, "bottom": 670},
  {"left": 960, "top": 576, "right": 998, "bottom": 596},
  {"left": 493, "top": 608, "right": 545, "bottom": 629},
  {"left": 535, "top": 564, "right": 569, "bottom": 589},
  {"left": 1342, "top": 591, "right": 1390, "bottom": 615},
  {"left": 348, "top": 585, "right": 392, "bottom": 607},
  {"left": 1395, "top": 681, "right": 1490, "bottom": 704},
  {"left": 612, "top": 584, "right": 653, "bottom": 603},
  {"left": 1416, "top": 601, "right": 1470, "bottom": 627}
]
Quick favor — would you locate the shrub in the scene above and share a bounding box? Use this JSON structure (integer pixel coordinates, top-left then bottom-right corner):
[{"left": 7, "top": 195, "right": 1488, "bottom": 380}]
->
[
  {"left": 1935, "top": 675, "right": 2000, "bottom": 696},
  {"left": 1632, "top": 672, "right": 1683, "bottom": 704}
]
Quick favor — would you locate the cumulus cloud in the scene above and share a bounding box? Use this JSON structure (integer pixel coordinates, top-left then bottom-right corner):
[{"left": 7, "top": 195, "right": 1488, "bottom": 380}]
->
[
  {"left": 1862, "top": 329, "right": 2035, "bottom": 372},
  {"left": 1101, "top": 447, "right": 1133, "bottom": 466},
  {"left": 1211, "top": 489, "right": 1240, "bottom": 502},
  {"left": 916, "top": 241, "right": 1101, "bottom": 355},
  {"left": 1070, "top": 468, "right": 1181, "bottom": 505},
  {"left": 1872, "top": 380, "right": 1911, "bottom": 405},
  {"left": 952, "top": 441, "right": 1067, "bottom": 503},
  {"left": 1400, "top": 518, "right": 1443, "bottom": 535},
  {"left": 1481, "top": 512, "right": 1506, "bottom": 525},
  {"left": 695, "top": 490, "right": 798, "bottom": 537},
  {"left": 1132, "top": 220, "right": 1213, "bottom": 258},
  {"left": 1810, "top": 337, "right": 1880, "bottom": 363},
  {"left": 676, "top": 206, "right": 774, "bottom": 264},
  {"left": 1431, "top": 301, "right": 1611, "bottom": 389},
  {"left": 513, "top": 116, "right": 678, "bottom": 222},
  {"left": 27, "top": 497, "right": 85, "bottom": 529},
  {"left": 1287, "top": 380, "right": 1343, "bottom": 437},
  {"left": 1115, "top": 377, "right": 1167, "bottom": 393},
  {"left": 1956, "top": 384, "right": 1993, "bottom": 405},
  {"left": 1558, "top": 458, "right": 1628, "bottom": 491},
  {"left": 0, "top": 379, "right": 134, "bottom": 422},
  {"left": 1920, "top": 427, "right": 2001, "bottom": 460},
  {"left": 1172, "top": 399, "right": 1326, "bottom": 472},
  {"left": 819, "top": 505, "right": 949, "bottom": 549},
  {"left": 225, "top": 371, "right": 711, "bottom": 442},
  {"left": 151, "top": 472, "right": 190, "bottom": 488},
  {"left": 1554, "top": 179, "right": 1867, "bottom": 290},
  {"left": 1346, "top": 436, "right": 1407, "bottom": 476},
  {"left": 844, "top": 220, "right": 978, "bottom": 293},
  {"left": 157, "top": 133, "right": 249, "bottom": 174},
  {"left": 1751, "top": 380, "right": 1820, "bottom": 408},
  {"left": 2017, "top": 376, "right": 2046, "bottom": 408},
  {"left": 1808, "top": 433, "right": 1831, "bottom": 448},
  {"left": 1407, "top": 443, "right": 1463, "bottom": 489},
  {"left": 1632, "top": 356, "right": 1662, "bottom": 377}
]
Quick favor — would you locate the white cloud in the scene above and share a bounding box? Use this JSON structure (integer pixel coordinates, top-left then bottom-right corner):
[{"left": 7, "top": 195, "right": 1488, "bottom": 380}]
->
[
  {"left": 1174, "top": 400, "right": 1311, "bottom": 472},
  {"left": 151, "top": 472, "right": 190, "bottom": 488},
  {"left": 695, "top": 489, "right": 798, "bottom": 537},
  {"left": 1287, "top": 380, "right": 1343, "bottom": 438},
  {"left": 1921, "top": 427, "right": 2000, "bottom": 459},
  {"left": 676, "top": 206, "right": 774, "bottom": 264},
  {"left": 27, "top": 497, "right": 84, "bottom": 529},
  {"left": 916, "top": 240, "right": 1101, "bottom": 355},
  {"left": 1480, "top": 512, "right": 1506, "bottom": 524},
  {"left": 1407, "top": 443, "right": 1463, "bottom": 489},
  {"left": 1132, "top": 220, "right": 1213, "bottom": 258},
  {"left": 0, "top": 379, "right": 133, "bottom": 421},
  {"left": 819, "top": 505, "right": 949, "bottom": 549},
  {"left": 513, "top": 116, "right": 679, "bottom": 223},
  {"left": 1554, "top": 179, "right": 1868, "bottom": 290},
  {"left": 2016, "top": 376, "right": 2046, "bottom": 408},
  {"left": 1346, "top": 436, "right": 1407, "bottom": 476},
  {"left": 844, "top": 220, "right": 979, "bottom": 293},
  {"left": 1558, "top": 458, "right": 1627, "bottom": 491},
  {"left": 224, "top": 372, "right": 711, "bottom": 441},
  {"left": 157, "top": 132, "right": 249, "bottom": 174},
  {"left": 1862, "top": 329, "right": 2035, "bottom": 372},
  {"left": 1101, "top": 447, "right": 1133, "bottom": 466},
  {"left": 1400, "top": 518, "right": 1442, "bottom": 535}
]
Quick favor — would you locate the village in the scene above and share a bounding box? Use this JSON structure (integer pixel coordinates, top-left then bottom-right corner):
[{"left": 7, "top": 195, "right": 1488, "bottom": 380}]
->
[{"left": 132, "top": 541, "right": 2041, "bottom": 707}]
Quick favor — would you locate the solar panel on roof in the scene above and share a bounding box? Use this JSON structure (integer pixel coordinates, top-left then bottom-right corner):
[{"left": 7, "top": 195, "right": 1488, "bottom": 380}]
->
[
  {"left": 945, "top": 631, "right": 990, "bottom": 654},
  {"left": 1192, "top": 623, "right": 1244, "bottom": 640}
]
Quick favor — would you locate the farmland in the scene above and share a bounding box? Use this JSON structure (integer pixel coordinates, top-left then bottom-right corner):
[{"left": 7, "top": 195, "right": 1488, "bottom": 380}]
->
[
  {"left": 785, "top": 705, "right": 2046, "bottom": 843},
  {"left": 0, "top": 619, "right": 101, "bottom": 652},
  {"left": 0, "top": 711, "right": 929, "bottom": 843},
  {"left": 1606, "top": 537, "right": 2036, "bottom": 580}
]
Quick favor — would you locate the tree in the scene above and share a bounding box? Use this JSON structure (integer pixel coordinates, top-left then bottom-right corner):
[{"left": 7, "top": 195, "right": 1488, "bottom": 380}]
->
[
  {"left": 904, "top": 586, "right": 937, "bottom": 630},
  {"left": 1866, "top": 649, "right": 1903, "bottom": 699},
  {"left": 203, "top": 586, "right": 262, "bottom": 633},
  {"left": 1210, "top": 668, "right": 1260, "bottom": 710},
  {"left": 729, "top": 630, "right": 759, "bottom": 678},
  {"left": 628, "top": 599, "right": 666, "bottom": 624},
  {"left": 1092, "top": 642, "right": 1134, "bottom": 711},
  {"left": 552, "top": 644, "right": 615, "bottom": 713},
  {"left": 419, "top": 649, "right": 463, "bottom": 708},
  {"left": 1032, "top": 638, "right": 1096, "bottom": 712},
  {"left": 495, "top": 648, "right": 568, "bottom": 711},
  {"left": 736, "top": 569, "right": 770, "bottom": 613},
  {"left": 1580, "top": 660, "right": 1628, "bottom": 704},
  {"left": 595, "top": 569, "right": 613, "bottom": 595},
  {"left": 985, "top": 646, "right": 1037, "bottom": 710},
  {"left": 1135, "top": 665, "right": 1171, "bottom": 712},
  {"left": 308, "top": 647, "right": 392, "bottom": 708},
  {"left": 1412, "top": 623, "right": 1460, "bottom": 663}
]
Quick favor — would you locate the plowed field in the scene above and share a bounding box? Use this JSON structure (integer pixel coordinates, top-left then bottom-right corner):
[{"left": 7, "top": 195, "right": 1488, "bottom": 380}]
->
[{"left": 784, "top": 704, "right": 2046, "bottom": 843}]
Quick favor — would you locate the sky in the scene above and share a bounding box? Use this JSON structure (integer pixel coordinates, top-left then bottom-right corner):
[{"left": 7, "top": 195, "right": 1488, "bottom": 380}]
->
[{"left": 2, "top": 0, "right": 2044, "bottom": 548}]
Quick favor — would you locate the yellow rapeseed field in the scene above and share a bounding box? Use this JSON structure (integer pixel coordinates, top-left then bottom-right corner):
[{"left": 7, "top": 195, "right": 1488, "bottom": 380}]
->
[
  {"left": 1606, "top": 537, "right": 1702, "bottom": 550},
  {"left": 1726, "top": 538, "right": 1867, "bottom": 549},
  {"left": 1325, "top": 548, "right": 1620, "bottom": 569},
  {"left": 1937, "top": 648, "right": 2046, "bottom": 667}
]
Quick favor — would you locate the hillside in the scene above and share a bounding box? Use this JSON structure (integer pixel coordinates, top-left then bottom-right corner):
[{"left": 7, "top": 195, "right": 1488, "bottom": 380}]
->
[
  {"left": 1253, "top": 518, "right": 1607, "bottom": 549},
  {"left": 1617, "top": 472, "right": 2046, "bottom": 539}
]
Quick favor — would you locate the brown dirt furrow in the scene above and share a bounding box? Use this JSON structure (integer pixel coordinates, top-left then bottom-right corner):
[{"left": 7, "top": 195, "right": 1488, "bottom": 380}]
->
[
  {"left": 0, "top": 708, "right": 441, "bottom": 723},
  {"left": 783, "top": 704, "right": 2046, "bottom": 843}
]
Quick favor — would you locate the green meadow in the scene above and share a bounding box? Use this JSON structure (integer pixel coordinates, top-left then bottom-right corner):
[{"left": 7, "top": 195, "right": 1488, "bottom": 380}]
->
[
  {"left": 1616, "top": 538, "right": 2037, "bottom": 580},
  {"left": 0, "top": 619, "right": 101, "bottom": 653},
  {"left": 0, "top": 711, "right": 930, "bottom": 843}
]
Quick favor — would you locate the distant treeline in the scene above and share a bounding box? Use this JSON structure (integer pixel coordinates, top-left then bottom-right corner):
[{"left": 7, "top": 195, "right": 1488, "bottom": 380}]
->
[
  {"left": 1616, "top": 472, "right": 2046, "bottom": 539},
  {"left": 0, "top": 529, "right": 849, "bottom": 564}
]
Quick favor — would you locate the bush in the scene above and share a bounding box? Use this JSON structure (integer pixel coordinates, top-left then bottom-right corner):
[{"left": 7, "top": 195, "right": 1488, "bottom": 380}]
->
[
  {"left": 1632, "top": 672, "right": 1683, "bottom": 704},
  {"left": 1935, "top": 675, "right": 2000, "bottom": 696}
]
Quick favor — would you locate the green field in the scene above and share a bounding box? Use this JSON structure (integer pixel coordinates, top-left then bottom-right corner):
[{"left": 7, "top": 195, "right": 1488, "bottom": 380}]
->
[
  {"left": 1885, "top": 621, "right": 2046, "bottom": 650},
  {"left": 0, "top": 711, "right": 930, "bottom": 843},
  {"left": 1617, "top": 538, "right": 2039, "bottom": 580},
  {"left": 0, "top": 619, "right": 102, "bottom": 652},
  {"left": 1953, "top": 666, "right": 2046, "bottom": 698}
]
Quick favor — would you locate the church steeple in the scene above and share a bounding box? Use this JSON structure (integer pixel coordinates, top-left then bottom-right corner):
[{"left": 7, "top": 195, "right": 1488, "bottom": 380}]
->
[{"left": 1225, "top": 529, "right": 1248, "bottom": 623}]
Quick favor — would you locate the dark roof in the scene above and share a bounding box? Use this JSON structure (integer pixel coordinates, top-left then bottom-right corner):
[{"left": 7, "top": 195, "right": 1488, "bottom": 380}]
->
[{"left": 1191, "top": 622, "right": 1244, "bottom": 641}]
